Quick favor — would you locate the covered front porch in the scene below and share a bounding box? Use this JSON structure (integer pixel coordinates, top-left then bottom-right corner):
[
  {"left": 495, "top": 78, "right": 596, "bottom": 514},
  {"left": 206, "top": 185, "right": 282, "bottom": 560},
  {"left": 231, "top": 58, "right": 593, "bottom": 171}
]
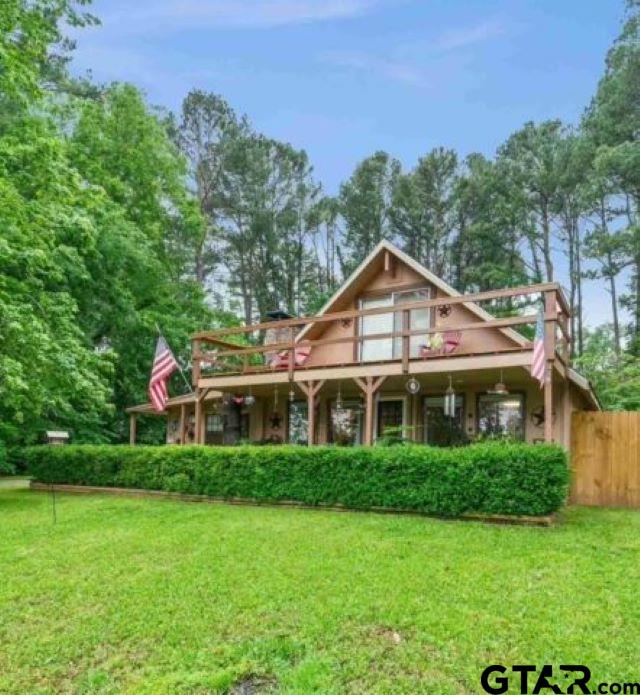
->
[{"left": 128, "top": 359, "right": 590, "bottom": 450}]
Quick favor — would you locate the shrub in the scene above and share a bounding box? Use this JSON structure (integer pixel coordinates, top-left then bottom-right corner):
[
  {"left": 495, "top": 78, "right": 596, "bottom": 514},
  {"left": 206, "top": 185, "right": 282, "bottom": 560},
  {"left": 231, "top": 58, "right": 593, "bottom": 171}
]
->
[
  {"left": 0, "top": 442, "right": 10, "bottom": 475},
  {"left": 24, "top": 442, "right": 569, "bottom": 517}
]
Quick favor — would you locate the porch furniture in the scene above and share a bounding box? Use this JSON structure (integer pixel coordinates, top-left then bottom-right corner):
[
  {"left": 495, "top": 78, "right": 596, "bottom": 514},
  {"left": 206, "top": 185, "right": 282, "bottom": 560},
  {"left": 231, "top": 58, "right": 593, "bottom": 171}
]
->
[
  {"left": 420, "top": 330, "right": 461, "bottom": 358},
  {"left": 270, "top": 345, "right": 311, "bottom": 370}
]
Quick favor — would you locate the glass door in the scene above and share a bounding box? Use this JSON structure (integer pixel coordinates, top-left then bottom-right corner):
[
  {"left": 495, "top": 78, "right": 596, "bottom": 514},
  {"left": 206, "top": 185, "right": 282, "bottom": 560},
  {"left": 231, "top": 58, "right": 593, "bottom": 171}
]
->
[
  {"left": 288, "top": 400, "right": 309, "bottom": 445},
  {"left": 377, "top": 399, "right": 405, "bottom": 440},
  {"left": 423, "top": 395, "right": 465, "bottom": 446}
]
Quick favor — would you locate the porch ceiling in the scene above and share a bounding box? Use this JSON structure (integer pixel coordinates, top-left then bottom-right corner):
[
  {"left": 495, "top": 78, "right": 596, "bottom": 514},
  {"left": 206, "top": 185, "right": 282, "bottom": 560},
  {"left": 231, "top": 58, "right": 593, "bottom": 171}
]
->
[
  {"left": 197, "top": 350, "right": 535, "bottom": 391},
  {"left": 197, "top": 365, "right": 552, "bottom": 400}
]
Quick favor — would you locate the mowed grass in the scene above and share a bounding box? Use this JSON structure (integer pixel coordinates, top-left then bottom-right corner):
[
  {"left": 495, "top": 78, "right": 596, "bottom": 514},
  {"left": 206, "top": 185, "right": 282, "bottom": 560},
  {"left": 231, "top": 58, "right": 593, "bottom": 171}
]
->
[{"left": 1, "top": 481, "right": 639, "bottom": 694}]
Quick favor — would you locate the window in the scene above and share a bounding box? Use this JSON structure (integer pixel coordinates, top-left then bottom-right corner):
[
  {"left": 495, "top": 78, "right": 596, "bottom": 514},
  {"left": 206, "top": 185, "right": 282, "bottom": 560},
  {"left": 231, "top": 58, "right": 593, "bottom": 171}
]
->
[
  {"left": 393, "top": 289, "right": 430, "bottom": 358},
  {"left": 477, "top": 393, "right": 525, "bottom": 440},
  {"left": 206, "top": 414, "right": 223, "bottom": 433},
  {"left": 359, "top": 288, "right": 430, "bottom": 362},
  {"left": 205, "top": 413, "right": 224, "bottom": 445},
  {"left": 328, "top": 399, "right": 364, "bottom": 446},
  {"left": 359, "top": 295, "right": 394, "bottom": 362},
  {"left": 288, "top": 400, "right": 308, "bottom": 445},
  {"left": 423, "top": 395, "right": 465, "bottom": 446}
]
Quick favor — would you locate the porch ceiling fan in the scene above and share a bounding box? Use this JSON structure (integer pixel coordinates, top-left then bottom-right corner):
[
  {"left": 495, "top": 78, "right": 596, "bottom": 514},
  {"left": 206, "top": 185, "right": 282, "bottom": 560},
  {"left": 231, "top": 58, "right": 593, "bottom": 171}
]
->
[{"left": 487, "top": 370, "right": 509, "bottom": 396}]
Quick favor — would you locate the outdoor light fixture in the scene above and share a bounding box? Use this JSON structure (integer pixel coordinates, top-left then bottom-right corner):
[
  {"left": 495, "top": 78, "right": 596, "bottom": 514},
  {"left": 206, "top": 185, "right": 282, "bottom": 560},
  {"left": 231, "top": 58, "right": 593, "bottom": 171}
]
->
[
  {"left": 244, "top": 387, "right": 255, "bottom": 407},
  {"left": 405, "top": 377, "right": 421, "bottom": 395},
  {"left": 336, "top": 383, "right": 343, "bottom": 411},
  {"left": 489, "top": 370, "right": 509, "bottom": 396},
  {"left": 289, "top": 387, "right": 295, "bottom": 403}
]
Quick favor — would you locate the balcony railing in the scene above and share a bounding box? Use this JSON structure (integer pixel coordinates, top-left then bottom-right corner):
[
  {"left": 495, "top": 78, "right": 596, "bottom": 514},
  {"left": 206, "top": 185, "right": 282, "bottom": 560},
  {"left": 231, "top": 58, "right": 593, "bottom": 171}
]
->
[{"left": 191, "top": 282, "right": 571, "bottom": 382}]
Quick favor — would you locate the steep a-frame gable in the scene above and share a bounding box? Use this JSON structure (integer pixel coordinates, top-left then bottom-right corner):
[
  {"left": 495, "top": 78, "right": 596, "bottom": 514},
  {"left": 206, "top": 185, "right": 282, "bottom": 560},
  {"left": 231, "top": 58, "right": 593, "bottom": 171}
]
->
[{"left": 298, "top": 240, "right": 527, "bottom": 368}]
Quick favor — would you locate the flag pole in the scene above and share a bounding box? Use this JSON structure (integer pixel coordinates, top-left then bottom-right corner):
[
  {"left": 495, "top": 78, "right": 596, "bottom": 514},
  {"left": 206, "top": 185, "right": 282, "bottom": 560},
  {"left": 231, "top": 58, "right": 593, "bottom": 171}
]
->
[{"left": 155, "top": 323, "right": 194, "bottom": 394}]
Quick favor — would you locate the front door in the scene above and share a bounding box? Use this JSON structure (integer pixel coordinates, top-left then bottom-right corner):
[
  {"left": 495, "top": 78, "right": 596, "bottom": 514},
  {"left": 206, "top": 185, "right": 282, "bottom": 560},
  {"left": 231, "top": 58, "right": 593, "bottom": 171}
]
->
[{"left": 377, "top": 399, "right": 404, "bottom": 440}]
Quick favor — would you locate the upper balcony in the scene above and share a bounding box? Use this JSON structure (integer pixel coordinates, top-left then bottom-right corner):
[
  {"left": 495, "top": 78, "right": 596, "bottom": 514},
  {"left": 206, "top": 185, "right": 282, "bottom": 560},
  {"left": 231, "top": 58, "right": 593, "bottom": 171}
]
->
[{"left": 191, "top": 282, "right": 572, "bottom": 390}]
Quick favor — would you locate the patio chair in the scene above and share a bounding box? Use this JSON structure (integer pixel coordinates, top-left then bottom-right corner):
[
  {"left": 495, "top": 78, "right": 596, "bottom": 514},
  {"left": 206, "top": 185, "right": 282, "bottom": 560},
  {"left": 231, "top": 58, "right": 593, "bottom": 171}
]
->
[
  {"left": 270, "top": 345, "right": 311, "bottom": 370},
  {"left": 443, "top": 330, "right": 461, "bottom": 355}
]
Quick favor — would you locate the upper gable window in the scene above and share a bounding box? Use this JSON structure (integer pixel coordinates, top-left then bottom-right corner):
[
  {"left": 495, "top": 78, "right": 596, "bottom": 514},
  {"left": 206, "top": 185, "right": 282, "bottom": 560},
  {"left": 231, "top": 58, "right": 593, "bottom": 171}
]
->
[{"left": 359, "top": 288, "right": 431, "bottom": 362}]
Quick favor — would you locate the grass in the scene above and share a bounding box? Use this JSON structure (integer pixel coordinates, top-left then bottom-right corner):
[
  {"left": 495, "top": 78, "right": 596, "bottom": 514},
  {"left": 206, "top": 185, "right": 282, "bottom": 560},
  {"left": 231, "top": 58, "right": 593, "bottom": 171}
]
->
[{"left": 1, "top": 479, "right": 639, "bottom": 694}]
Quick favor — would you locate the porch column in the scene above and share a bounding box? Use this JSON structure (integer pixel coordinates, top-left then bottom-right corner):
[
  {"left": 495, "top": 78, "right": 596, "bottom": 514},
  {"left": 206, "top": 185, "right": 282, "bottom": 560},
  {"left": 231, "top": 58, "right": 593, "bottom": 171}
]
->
[
  {"left": 354, "top": 376, "right": 387, "bottom": 445},
  {"left": 194, "top": 388, "right": 203, "bottom": 444},
  {"left": 562, "top": 378, "right": 572, "bottom": 450},
  {"left": 129, "top": 413, "right": 137, "bottom": 445},
  {"left": 298, "top": 380, "right": 325, "bottom": 446},
  {"left": 179, "top": 404, "right": 186, "bottom": 445},
  {"left": 543, "top": 290, "right": 557, "bottom": 443}
]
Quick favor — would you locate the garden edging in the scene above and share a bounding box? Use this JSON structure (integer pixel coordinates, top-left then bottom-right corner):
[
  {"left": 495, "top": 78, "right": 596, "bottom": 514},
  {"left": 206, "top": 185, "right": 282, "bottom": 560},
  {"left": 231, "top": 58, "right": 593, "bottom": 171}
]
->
[{"left": 29, "top": 481, "right": 555, "bottom": 526}]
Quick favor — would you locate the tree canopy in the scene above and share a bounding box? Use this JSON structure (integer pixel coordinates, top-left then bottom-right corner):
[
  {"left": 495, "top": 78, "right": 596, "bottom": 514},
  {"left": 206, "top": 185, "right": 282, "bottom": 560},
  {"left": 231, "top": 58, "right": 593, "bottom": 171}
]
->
[{"left": 1, "top": 0, "right": 640, "bottom": 456}]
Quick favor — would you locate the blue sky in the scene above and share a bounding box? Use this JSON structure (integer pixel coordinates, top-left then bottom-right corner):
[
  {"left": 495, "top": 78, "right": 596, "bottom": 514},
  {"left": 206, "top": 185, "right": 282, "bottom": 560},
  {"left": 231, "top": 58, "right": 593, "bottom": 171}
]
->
[{"left": 69, "top": 0, "right": 626, "bottom": 325}]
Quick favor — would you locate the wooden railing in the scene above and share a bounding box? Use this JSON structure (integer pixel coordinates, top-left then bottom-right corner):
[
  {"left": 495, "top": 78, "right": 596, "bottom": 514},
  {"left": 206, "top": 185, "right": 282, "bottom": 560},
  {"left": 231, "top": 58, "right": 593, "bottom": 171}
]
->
[{"left": 191, "top": 282, "right": 572, "bottom": 382}]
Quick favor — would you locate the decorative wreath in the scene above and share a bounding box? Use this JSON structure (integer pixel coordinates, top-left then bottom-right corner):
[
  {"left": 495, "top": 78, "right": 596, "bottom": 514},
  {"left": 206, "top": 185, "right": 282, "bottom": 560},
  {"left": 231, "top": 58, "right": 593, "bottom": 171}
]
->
[
  {"left": 438, "top": 304, "right": 452, "bottom": 318},
  {"left": 531, "top": 406, "right": 545, "bottom": 427},
  {"left": 269, "top": 412, "right": 282, "bottom": 430}
]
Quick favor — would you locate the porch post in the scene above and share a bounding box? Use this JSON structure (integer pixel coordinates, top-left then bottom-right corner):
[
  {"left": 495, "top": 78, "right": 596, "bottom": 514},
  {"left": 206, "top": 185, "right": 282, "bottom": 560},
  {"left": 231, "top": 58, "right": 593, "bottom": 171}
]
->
[
  {"left": 179, "top": 403, "right": 186, "bottom": 445},
  {"left": 354, "top": 376, "right": 387, "bottom": 446},
  {"left": 562, "top": 378, "right": 572, "bottom": 450},
  {"left": 298, "top": 380, "right": 325, "bottom": 446},
  {"left": 194, "top": 389, "right": 203, "bottom": 444},
  {"left": 129, "top": 413, "right": 137, "bottom": 445},
  {"left": 543, "top": 290, "right": 557, "bottom": 443}
]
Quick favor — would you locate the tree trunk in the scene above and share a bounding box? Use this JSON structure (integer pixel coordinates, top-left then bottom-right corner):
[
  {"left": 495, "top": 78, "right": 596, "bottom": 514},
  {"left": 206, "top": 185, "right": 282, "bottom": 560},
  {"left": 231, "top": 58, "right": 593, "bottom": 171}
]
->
[
  {"left": 541, "top": 200, "right": 554, "bottom": 281},
  {"left": 608, "top": 260, "right": 621, "bottom": 357},
  {"left": 575, "top": 229, "right": 583, "bottom": 357}
]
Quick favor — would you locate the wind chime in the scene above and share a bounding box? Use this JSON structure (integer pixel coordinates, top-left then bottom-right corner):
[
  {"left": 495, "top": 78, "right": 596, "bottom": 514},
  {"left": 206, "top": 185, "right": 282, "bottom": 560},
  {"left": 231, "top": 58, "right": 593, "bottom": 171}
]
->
[
  {"left": 444, "top": 375, "right": 456, "bottom": 418},
  {"left": 336, "top": 382, "right": 343, "bottom": 412}
]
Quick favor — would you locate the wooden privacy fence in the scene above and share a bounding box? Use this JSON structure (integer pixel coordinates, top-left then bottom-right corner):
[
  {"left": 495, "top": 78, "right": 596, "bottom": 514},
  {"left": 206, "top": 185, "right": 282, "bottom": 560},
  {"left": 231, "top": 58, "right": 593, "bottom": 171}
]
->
[{"left": 571, "top": 411, "right": 640, "bottom": 508}]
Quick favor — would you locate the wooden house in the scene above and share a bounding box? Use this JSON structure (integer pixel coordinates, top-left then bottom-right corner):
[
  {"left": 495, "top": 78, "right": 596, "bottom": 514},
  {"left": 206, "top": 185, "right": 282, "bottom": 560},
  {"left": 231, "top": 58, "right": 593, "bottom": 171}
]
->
[{"left": 127, "top": 241, "right": 598, "bottom": 448}]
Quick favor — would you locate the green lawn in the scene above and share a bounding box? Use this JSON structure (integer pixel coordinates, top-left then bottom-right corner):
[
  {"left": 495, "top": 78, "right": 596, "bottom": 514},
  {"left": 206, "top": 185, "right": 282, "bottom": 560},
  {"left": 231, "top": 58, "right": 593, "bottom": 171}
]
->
[{"left": 1, "top": 480, "right": 639, "bottom": 694}]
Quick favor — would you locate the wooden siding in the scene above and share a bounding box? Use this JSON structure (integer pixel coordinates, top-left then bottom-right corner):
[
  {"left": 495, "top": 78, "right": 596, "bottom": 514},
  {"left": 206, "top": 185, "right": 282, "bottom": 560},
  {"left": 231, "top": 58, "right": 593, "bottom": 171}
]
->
[{"left": 571, "top": 411, "right": 640, "bottom": 508}]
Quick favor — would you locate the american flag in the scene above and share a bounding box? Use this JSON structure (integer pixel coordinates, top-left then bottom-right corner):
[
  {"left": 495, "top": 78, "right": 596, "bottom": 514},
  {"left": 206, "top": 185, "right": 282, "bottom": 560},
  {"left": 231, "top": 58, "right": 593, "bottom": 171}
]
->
[
  {"left": 531, "top": 306, "right": 546, "bottom": 387},
  {"left": 148, "top": 336, "right": 179, "bottom": 412}
]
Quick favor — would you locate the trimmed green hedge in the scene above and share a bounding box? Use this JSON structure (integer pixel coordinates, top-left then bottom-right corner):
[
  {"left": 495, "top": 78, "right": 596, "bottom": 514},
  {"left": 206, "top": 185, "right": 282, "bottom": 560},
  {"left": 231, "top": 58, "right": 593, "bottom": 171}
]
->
[{"left": 24, "top": 442, "right": 569, "bottom": 517}]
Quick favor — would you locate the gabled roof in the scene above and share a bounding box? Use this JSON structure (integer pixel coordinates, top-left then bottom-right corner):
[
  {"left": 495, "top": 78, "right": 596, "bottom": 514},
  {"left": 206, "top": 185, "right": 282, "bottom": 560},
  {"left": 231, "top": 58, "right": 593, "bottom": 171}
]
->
[{"left": 297, "top": 239, "right": 528, "bottom": 347}]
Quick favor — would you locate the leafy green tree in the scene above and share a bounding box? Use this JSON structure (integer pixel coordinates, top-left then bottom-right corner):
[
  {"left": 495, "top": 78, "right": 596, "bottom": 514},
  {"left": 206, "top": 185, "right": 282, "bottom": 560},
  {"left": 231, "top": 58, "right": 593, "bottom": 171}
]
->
[
  {"left": 339, "top": 151, "right": 400, "bottom": 274},
  {"left": 0, "top": 0, "right": 95, "bottom": 104},
  {"left": 173, "top": 90, "right": 248, "bottom": 287},
  {"left": 584, "top": 0, "right": 640, "bottom": 350},
  {"left": 575, "top": 327, "right": 640, "bottom": 409},
  {"left": 390, "top": 147, "right": 457, "bottom": 277},
  {"left": 450, "top": 153, "right": 530, "bottom": 295},
  {"left": 0, "top": 113, "right": 113, "bottom": 444},
  {"left": 498, "top": 120, "right": 568, "bottom": 282}
]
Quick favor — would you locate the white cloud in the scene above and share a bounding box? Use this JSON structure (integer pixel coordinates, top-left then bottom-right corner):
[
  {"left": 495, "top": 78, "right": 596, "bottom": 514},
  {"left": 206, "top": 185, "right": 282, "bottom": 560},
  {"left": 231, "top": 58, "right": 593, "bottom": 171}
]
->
[
  {"left": 430, "top": 20, "right": 505, "bottom": 54},
  {"left": 321, "top": 50, "right": 430, "bottom": 87},
  {"left": 320, "top": 19, "right": 506, "bottom": 89},
  {"left": 102, "top": 0, "right": 379, "bottom": 34}
]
